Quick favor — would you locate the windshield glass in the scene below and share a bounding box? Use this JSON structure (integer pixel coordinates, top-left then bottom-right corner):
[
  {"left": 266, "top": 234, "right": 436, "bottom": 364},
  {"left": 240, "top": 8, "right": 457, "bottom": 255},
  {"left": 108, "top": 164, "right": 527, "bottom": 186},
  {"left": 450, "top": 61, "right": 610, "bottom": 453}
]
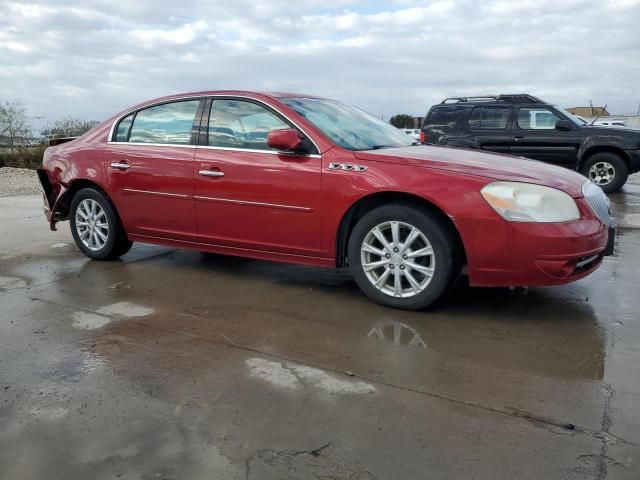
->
[
  {"left": 557, "top": 107, "right": 587, "bottom": 126},
  {"left": 281, "top": 97, "right": 414, "bottom": 151}
]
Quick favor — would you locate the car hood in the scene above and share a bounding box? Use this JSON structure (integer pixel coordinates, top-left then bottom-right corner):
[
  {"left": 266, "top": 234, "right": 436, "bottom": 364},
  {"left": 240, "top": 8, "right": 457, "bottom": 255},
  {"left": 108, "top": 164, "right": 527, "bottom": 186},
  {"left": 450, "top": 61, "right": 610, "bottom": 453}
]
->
[
  {"left": 354, "top": 145, "right": 587, "bottom": 198},
  {"left": 581, "top": 125, "right": 640, "bottom": 135}
]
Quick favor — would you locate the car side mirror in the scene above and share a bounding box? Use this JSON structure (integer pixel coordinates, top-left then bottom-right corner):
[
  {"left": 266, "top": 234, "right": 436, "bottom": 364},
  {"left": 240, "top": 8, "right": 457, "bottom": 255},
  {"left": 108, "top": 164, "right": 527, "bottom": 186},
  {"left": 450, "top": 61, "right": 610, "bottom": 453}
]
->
[
  {"left": 555, "top": 119, "right": 573, "bottom": 131},
  {"left": 267, "top": 129, "right": 303, "bottom": 152}
]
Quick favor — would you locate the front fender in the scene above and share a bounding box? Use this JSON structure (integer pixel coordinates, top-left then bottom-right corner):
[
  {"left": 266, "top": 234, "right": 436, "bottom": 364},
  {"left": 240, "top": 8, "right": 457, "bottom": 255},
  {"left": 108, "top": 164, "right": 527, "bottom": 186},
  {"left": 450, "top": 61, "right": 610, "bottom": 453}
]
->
[{"left": 577, "top": 134, "right": 635, "bottom": 166}]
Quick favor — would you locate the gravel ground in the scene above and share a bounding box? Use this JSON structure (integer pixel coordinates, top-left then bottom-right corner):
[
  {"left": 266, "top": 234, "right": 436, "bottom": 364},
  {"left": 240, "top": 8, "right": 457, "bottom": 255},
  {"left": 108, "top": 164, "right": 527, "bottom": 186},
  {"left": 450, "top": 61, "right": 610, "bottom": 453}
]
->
[{"left": 0, "top": 167, "right": 41, "bottom": 197}]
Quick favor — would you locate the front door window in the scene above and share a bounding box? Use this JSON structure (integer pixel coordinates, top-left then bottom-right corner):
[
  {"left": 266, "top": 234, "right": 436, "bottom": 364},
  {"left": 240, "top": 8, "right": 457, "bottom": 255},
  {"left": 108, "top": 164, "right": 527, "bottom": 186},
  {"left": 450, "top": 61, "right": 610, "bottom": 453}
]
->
[{"left": 517, "top": 108, "right": 560, "bottom": 130}]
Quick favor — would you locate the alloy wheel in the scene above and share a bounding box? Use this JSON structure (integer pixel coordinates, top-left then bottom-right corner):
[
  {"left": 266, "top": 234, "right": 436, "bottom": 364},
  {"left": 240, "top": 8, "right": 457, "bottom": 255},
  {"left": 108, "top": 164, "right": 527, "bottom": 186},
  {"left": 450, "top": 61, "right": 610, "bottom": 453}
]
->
[
  {"left": 360, "top": 221, "right": 435, "bottom": 298},
  {"left": 588, "top": 161, "right": 615, "bottom": 186},
  {"left": 75, "top": 198, "right": 109, "bottom": 251}
]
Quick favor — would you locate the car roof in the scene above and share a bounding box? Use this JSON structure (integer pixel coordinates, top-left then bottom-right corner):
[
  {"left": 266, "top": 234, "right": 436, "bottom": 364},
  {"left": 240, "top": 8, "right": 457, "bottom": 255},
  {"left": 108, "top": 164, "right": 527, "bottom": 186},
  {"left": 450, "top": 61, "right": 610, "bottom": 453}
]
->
[
  {"left": 433, "top": 94, "right": 548, "bottom": 108},
  {"left": 113, "top": 90, "right": 329, "bottom": 120},
  {"left": 136, "top": 90, "right": 326, "bottom": 104}
]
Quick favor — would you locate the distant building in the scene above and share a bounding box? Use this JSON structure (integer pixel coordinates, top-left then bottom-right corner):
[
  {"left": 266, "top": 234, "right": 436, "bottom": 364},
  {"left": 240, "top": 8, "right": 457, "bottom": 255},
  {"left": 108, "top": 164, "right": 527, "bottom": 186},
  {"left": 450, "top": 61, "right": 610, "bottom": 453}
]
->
[{"left": 567, "top": 106, "right": 610, "bottom": 117}]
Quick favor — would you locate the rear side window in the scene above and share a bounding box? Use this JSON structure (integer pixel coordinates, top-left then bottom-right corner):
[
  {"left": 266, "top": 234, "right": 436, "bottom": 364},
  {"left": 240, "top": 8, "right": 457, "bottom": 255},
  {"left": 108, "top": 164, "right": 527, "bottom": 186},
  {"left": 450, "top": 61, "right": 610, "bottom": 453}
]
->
[
  {"left": 208, "top": 99, "right": 290, "bottom": 151},
  {"left": 468, "top": 107, "right": 510, "bottom": 129},
  {"left": 128, "top": 100, "right": 200, "bottom": 144},
  {"left": 425, "top": 106, "right": 464, "bottom": 133}
]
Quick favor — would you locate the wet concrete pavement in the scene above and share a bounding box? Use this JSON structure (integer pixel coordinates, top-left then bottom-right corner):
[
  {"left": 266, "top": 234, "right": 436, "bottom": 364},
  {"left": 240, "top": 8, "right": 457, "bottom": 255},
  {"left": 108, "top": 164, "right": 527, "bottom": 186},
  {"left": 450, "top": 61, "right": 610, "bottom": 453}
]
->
[{"left": 1, "top": 179, "right": 640, "bottom": 479}]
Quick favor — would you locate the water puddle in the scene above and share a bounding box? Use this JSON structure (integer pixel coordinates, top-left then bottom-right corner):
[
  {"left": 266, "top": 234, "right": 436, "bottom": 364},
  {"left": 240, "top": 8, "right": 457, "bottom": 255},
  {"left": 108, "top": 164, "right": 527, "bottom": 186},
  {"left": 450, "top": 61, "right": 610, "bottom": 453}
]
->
[
  {"left": 43, "top": 351, "right": 107, "bottom": 382},
  {"left": 367, "top": 321, "right": 427, "bottom": 349}
]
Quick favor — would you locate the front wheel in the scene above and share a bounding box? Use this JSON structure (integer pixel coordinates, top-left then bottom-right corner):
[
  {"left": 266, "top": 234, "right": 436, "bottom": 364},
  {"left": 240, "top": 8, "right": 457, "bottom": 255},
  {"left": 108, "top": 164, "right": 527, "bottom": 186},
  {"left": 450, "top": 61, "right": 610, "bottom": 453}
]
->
[
  {"left": 347, "top": 204, "right": 461, "bottom": 310},
  {"left": 70, "top": 188, "right": 132, "bottom": 260},
  {"left": 580, "top": 153, "right": 628, "bottom": 193}
]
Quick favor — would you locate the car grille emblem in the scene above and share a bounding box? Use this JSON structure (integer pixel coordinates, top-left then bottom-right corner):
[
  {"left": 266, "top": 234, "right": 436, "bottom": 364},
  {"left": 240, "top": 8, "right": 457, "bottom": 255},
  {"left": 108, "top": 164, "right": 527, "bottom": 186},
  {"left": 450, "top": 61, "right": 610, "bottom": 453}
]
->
[{"left": 328, "top": 163, "right": 367, "bottom": 172}]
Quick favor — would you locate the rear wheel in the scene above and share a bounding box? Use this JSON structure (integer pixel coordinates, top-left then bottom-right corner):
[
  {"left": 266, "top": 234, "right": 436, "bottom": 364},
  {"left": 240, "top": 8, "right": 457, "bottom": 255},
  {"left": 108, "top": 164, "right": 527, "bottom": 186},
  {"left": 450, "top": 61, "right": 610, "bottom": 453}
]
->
[
  {"left": 70, "top": 188, "right": 132, "bottom": 260},
  {"left": 348, "top": 204, "right": 461, "bottom": 310},
  {"left": 580, "top": 152, "right": 628, "bottom": 193}
]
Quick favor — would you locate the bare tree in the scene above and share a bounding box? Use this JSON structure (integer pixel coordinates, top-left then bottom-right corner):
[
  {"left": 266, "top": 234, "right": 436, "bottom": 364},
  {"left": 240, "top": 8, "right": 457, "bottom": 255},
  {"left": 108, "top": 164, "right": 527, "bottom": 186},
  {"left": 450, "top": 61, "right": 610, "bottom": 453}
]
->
[
  {"left": 42, "top": 117, "right": 99, "bottom": 139},
  {"left": 0, "top": 99, "right": 31, "bottom": 154}
]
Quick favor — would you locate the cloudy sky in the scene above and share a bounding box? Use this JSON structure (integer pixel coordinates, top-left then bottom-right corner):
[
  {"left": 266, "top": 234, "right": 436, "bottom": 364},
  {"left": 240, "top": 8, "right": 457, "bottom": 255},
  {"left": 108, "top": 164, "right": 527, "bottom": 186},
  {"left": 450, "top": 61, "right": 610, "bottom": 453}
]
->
[{"left": 1, "top": 0, "right": 639, "bottom": 126}]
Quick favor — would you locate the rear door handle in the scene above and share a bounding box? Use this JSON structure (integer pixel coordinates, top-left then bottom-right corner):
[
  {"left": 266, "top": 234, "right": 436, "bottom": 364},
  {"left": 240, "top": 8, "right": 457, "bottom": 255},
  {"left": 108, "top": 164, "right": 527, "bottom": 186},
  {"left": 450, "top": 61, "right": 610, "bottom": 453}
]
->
[
  {"left": 199, "top": 170, "right": 224, "bottom": 178},
  {"left": 513, "top": 135, "right": 525, "bottom": 141},
  {"left": 110, "top": 161, "right": 131, "bottom": 170}
]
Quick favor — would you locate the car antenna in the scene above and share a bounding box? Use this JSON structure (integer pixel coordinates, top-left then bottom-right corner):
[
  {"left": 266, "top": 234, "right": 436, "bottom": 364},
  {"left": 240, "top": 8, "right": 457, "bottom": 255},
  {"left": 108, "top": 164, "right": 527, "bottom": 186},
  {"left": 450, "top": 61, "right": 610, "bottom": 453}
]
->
[{"left": 590, "top": 104, "right": 607, "bottom": 125}]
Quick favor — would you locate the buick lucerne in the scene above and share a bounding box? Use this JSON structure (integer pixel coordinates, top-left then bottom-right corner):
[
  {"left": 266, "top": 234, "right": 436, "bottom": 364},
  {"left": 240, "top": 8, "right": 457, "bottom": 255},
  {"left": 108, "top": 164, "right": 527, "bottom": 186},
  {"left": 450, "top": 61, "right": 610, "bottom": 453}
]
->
[{"left": 38, "top": 91, "right": 615, "bottom": 310}]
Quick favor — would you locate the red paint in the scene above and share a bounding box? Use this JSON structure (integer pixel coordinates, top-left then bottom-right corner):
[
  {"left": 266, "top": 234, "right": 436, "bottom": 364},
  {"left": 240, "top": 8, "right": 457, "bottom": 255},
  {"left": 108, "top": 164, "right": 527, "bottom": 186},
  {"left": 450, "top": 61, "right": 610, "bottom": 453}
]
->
[{"left": 40, "top": 90, "right": 609, "bottom": 287}]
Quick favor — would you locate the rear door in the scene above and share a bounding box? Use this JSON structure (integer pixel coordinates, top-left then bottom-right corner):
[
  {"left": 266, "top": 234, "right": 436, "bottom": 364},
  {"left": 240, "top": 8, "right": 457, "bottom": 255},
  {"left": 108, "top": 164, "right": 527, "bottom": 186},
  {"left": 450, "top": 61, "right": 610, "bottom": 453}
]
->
[
  {"left": 105, "top": 99, "right": 203, "bottom": 241},
  {"left": 510, "top": 107, "right": 582, "bottom": 166},
  {"left": 465, "top": 105, "right": 512, "bottom": 154}
]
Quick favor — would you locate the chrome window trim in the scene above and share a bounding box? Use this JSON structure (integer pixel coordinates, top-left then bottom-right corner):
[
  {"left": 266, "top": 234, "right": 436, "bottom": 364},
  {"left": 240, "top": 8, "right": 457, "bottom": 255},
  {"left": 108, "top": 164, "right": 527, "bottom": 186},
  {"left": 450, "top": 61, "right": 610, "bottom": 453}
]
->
[
  {"left": 106, "top": 141, "right": 321, "bottom": 158},
  {"left": 122, "top": 188, "right": 191, "bottom": 199},
  {"left": 107, "top": 94, "right": 323, "bottom": 156},
  {"left": 109, "top": 142, "right": 196, "bottom": 149},
  {"left": 193, "top": 195, "right": 313, "bottom": 212},
  {"left": 197, "top": 145, "right": 321, "bottom": 158}
]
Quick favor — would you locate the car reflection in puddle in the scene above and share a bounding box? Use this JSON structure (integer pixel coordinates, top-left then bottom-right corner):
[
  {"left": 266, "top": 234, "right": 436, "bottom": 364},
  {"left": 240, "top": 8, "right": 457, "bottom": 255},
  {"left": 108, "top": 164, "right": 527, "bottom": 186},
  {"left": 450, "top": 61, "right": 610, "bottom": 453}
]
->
[{"left": 367, "top": 321, "right": 427, "bottom": 349}]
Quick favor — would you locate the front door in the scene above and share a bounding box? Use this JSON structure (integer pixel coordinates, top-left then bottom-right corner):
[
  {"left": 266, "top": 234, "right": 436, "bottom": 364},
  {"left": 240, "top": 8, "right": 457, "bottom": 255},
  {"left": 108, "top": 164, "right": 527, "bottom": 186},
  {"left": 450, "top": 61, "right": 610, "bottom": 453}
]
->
[
  {"left": 510, "top": 107, "right": 582, "bottom": 166},
  {"left": 105, "top": 99, "right": 202, "bottom": 241},
  {"left": 194, "top": 98, "right": 323, "bottom": 257}
]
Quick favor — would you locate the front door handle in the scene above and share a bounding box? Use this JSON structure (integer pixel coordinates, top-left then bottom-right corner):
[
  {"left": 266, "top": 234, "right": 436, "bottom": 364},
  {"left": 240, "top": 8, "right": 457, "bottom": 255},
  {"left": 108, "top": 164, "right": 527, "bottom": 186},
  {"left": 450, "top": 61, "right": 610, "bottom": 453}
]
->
[
  {"left": 110, "top": 161, "right": 131, "bottom": 170},
  {"left": 513, "top": 135, "right": 525, "bottom": 141},
  {"left": 199, "top": 170, "right": 225, "bottom": 178}
]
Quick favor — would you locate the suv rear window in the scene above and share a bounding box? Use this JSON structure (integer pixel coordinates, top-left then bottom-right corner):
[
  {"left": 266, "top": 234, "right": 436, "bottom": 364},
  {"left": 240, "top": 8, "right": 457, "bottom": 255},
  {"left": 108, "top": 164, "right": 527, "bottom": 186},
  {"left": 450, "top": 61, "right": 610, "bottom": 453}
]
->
[
  {"left": 425, "top": 106, "right": 464, "bottom": 133},
  {"left": 468, "top": 107, "right": 510, "bottom": 129}
]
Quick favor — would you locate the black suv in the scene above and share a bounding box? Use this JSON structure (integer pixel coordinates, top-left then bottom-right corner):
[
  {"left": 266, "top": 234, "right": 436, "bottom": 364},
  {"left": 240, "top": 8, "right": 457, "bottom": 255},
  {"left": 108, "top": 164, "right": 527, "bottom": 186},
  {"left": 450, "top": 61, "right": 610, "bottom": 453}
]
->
[{"left": 421, "top": 94, "right": 640, "bottom": 193}]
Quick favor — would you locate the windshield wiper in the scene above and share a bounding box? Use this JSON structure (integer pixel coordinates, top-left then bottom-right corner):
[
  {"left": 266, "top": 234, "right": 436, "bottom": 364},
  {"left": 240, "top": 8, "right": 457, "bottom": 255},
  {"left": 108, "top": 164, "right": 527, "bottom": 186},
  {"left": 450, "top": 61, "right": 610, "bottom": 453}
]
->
[
  {"left": 357, "top": 144, "right": 415, "bottom": 151},
  {"left": 368, "top": 145, "right": 394, "bottom": 150}
]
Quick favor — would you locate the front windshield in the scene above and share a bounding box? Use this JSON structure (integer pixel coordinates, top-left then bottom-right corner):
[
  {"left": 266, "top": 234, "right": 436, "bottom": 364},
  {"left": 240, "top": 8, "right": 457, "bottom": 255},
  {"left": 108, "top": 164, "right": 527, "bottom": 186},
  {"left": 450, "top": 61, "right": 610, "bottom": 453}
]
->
[
  {"left": 281, "top": 97, "right": 415, "bottom": 151},
  {"left": 557, "top": 107, "right": 587, "bottom": 126}
]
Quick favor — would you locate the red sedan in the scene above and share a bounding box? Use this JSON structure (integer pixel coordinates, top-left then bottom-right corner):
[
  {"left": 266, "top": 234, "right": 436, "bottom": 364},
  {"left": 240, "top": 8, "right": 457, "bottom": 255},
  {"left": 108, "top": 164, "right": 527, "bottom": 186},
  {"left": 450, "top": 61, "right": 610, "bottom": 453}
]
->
[{"left": 38, "top": 91, "right": 615, "bottom": 310}]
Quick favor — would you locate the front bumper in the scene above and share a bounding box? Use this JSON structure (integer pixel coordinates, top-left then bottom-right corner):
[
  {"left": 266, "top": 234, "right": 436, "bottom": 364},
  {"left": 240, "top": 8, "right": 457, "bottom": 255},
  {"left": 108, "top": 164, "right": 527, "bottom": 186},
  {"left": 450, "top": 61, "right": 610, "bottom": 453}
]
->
[{"left": 457, "top": 200, "right": 612, "bottom": 287}]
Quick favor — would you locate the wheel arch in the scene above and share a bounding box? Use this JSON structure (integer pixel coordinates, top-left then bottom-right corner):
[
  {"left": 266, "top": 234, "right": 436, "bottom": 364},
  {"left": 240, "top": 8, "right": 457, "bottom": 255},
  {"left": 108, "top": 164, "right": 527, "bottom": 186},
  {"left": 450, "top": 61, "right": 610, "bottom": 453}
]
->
[
  {"left": 578, "top": 145, "right": 631, "bottom": 171},
  {"left": 335, "top": 191, "right": 467, "bottom": 268},
  {"left": 53, "top": 178, "right": 115, "bottom": 222}
]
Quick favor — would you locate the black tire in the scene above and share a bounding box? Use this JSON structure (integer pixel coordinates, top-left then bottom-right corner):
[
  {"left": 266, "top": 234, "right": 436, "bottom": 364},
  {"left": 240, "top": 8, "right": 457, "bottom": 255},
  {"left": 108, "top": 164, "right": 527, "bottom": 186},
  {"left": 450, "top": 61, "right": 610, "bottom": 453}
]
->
[
  {"left": 580, "top": 152, "right": 628, "bottom": 193},
  {"left": 69, "top": 188, "right": 132, "bottom": 260},
  {"left": 347, "top": 203, "right": 462, "bottom": 310}
]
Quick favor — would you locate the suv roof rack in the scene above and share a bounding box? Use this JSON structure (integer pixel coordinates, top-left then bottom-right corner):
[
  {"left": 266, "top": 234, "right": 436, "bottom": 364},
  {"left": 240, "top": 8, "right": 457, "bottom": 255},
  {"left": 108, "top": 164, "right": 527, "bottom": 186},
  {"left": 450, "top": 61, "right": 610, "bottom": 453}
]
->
[{"left": 441, "top": 94, "right": 544, "bottom": 105}]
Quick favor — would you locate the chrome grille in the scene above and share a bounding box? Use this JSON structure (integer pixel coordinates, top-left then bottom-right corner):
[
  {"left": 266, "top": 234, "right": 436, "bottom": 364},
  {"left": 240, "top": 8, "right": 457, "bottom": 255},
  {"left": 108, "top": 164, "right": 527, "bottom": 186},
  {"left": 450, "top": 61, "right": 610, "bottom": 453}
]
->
[{"left": 582, "top": 181, "right": 612, "bottom": 225}]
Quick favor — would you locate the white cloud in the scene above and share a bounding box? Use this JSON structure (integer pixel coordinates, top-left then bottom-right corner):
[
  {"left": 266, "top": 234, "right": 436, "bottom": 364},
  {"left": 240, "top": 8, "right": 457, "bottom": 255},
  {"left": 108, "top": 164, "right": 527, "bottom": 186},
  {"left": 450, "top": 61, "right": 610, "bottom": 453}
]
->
[
  {"left": 0, "top": 0, "right": 639, "bottom": 122},
  {"left": 130, "top": 20, "right": 207, "bottom": 46}
]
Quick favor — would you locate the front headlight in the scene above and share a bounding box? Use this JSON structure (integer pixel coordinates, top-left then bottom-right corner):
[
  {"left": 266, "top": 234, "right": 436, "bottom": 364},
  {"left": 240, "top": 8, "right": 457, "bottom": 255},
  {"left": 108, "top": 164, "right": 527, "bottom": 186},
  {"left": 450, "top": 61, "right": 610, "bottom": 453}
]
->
[{"left": 480, "top": 181, "right": 580, "bottom": 222}]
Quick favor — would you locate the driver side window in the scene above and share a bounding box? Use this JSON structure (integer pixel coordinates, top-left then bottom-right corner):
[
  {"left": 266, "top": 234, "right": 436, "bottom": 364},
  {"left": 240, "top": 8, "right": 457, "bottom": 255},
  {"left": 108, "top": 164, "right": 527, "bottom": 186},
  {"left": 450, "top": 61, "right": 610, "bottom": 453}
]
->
[
  {"left": 208, "top": 99, "right": 290, "bottom": 151},
  {"left": 517, "top": 108, "right": 560, "bottom": 130}
]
